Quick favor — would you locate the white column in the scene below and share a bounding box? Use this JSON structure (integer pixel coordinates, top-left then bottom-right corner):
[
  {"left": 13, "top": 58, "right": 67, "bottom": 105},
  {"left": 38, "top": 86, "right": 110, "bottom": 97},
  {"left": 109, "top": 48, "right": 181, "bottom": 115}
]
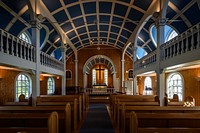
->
[
  {"left": 156, "top": 18, "right": 166, "bottom": 106},
  {"left": 121, "top": 59, "right": 125, "bottom": 87},
  {"left": 133, "top": 76, "right": 137, "bottom": 95},
  {"left": 113, "top": 72, "right": 118, "bottom": 92},
  {"left": 74, "top": 59, "right": 78, "bottom": 86},
  {"left": 31, "top": 20, "right": 41, "bottom": 106},
  {"left": 132, "top": 44, "right": 137, "bottom": 95},
  {"left": 61, "top": 46, "right": 66, "bottom": 95}
]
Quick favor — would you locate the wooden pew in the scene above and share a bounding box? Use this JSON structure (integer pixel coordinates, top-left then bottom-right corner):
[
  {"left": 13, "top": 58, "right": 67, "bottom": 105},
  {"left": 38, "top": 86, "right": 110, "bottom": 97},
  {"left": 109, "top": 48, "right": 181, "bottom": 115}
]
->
[
  {"left": 36, "top": 95, "right": 83, "bottom": 124},
  {"left": 130, "top": 111, "right": 200, "bottom": 133},
  {"left": 0, "top": 111, "right": 59, "bottom": 133},
  {"left": 164, "top": 96, "right": 184, "bottom": 106},
  {"left": 121, "top": 106, "right": 200, "bottom": 133},
  {"left": 116, "top": 100, "right": 160, "bottom": 129},
  {"left": 0, "top": 103, "right": 71, "bottom": 133},
  {"left": 110, "top": 95, "right": 159, "bottom": 116},
  {"left": 110, "top": 94, "right": 159, "bottom": 125}
]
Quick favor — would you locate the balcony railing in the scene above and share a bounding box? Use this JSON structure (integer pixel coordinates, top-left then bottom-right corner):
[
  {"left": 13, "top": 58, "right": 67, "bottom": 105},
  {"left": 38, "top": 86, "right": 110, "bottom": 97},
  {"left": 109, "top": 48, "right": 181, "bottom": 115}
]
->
[
  {"left": 134, "top": 51, "right": 156, "bottom": 70},
  {"left": 40, "top": 51, "right": 64, "bottom": 71},
  {"left": 0, "top": 29, "right": 63, "bottom": 71},
  {"left": 135, "top": 22, "right": 200, "bottom": 70},
  {"left": 161, "top": 22, "right": 200, "bottom": 61},
  {"left": 0, "top": 29, "right": 36, "bottom": 62}
]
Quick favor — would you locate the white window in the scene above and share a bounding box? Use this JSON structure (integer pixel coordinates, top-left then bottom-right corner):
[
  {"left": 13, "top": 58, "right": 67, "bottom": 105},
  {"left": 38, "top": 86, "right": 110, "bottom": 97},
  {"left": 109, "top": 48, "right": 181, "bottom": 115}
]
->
[
  {"left": 104, "top": 69, "right": 108, "bottom": 85},
  {"left": 92, "top": 69, "right": 96, "bottom": 85},
  {"left": 166, "top": 30, "right": 178, "bottom": 42},
  {"left": 143, "top": 76, "right": 153, "bottom": 95},
  {"left": 47, "top": 77, "right": 55, "bottom": 94},
  {"left": 167, "top": 73, "right": 183, "bottom": 101},
  {"left": 15, "top": 73, "right": 31, "bottom": 101},
  {"left": 150, "top": 25, "right": 178, "bottom": 46},
  {"left": 19, "top": 32, "right": 32, "bottom": 44}
]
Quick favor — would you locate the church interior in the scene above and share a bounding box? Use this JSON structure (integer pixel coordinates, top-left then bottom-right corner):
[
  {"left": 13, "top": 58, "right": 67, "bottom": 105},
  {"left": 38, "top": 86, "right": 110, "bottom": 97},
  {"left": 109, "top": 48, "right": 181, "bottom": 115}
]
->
[{"left": 0, "top": 0, "right": 200, "bottom": 132}]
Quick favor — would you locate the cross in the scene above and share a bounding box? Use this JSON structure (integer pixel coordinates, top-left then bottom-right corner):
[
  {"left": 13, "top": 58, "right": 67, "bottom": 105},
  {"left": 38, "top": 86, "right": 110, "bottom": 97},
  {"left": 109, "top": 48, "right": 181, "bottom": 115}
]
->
[{"left": 95, "top": 65, "right": 104, "bottom": 83}]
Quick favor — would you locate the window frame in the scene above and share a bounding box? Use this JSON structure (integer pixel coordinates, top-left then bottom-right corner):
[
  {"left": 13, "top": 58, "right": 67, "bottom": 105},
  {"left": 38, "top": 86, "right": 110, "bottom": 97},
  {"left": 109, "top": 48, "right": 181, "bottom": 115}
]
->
[
  {"left": 143, "top": 76, "right": 153, "bottom": 95},
  {"left": 19, "top": 31, "right": 32, "bottom": 44},
  {"left": 166, "top": 72, "right": 184, "bottom": 101},
  {"left": 15, "top": 73, "right": 32, "bottom": 101},
  {"left": 47, "top": 77, "right": 55, "bottom": 95}
]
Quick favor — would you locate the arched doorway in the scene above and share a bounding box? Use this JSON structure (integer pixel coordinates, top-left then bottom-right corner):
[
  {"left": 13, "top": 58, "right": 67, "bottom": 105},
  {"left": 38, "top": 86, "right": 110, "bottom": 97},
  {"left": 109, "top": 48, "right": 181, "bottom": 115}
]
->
[{"left": 83, "top": 55, "right": 118, "bottom": 91}]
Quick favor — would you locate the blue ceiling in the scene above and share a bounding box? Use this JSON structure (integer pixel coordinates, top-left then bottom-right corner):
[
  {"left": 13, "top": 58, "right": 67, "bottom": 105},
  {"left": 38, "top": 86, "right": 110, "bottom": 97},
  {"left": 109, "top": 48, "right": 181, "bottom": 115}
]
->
[{"left": 0, "top": 0, "right": 199, "bottom": 60}]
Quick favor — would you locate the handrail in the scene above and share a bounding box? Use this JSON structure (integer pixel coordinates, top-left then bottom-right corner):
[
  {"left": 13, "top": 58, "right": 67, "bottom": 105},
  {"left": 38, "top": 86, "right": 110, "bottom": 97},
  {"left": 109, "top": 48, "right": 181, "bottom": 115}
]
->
[
  {"left": 135, "top": 22, "right": 200, "bottom": 70},
  {"left": 0, "top": 29, "right": 64, "bottom": 71}
]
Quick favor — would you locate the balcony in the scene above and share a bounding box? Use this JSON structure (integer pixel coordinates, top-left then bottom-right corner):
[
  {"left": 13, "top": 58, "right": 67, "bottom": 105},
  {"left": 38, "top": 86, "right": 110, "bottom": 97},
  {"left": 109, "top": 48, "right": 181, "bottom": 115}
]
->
[
  {"left": 0, "top": 29, "right": 64, "bottom": 72},
  {"left": 135, "top": 22, "right": 200, "bottom": 74}
]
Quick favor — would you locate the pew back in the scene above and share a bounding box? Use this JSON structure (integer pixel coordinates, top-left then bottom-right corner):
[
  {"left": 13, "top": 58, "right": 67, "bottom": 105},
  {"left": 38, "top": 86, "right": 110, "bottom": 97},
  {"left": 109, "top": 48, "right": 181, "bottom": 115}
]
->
[{"left": 130, "top": 111, "right": 200, "bottom": 133}]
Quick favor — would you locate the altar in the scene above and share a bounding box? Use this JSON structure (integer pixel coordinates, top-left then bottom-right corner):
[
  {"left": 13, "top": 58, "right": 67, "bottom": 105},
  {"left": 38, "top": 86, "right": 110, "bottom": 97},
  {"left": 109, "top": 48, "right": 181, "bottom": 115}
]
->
[{"left": 93, "top": 84, "right": 107, "bottom": 93}]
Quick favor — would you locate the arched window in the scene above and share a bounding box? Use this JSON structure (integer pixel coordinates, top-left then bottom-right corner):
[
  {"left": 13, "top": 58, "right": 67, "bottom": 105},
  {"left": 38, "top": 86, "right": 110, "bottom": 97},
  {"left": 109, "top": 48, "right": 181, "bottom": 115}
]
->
[
  {"left": 15, "top": 73, "right": 31, "bottom": 101},
  {"left": 167, "top": 73, "right": 183, "bottom": 101},
  {"left": 19, "top": 32, "right": 32, "bottom": 44},
  {"left": 166, "top": 30, "right": 178, "bottom": 42},
  {"left": 135, "top": 47, "right": 147, "bottom": 60},
  {"left": 104, "top": 69, "right": 108, "bottom": 85},
  {"left": 92, "top": 69, "right": 96, "bottom": 85},
  {"left": 150, "top": 25, "right": 178, "bottom": 46},
  {"left": 143, "top": 77, "right": 153, "bottom": 95},
  {"left": 47, "top": 77, "right": 55, "bottom": 94}
]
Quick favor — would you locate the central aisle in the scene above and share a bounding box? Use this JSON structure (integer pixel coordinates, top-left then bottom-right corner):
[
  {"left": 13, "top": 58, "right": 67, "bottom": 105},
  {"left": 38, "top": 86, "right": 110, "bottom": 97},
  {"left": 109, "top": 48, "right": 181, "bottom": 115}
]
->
[{"left": 80, "top": 104, "right": 115, "bottom": 133}]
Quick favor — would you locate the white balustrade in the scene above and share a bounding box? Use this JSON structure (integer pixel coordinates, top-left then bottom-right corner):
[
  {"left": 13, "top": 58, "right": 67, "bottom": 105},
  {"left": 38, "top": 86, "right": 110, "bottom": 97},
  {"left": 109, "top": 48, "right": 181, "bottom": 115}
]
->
[
  {"left": 0, "top": 29, "right": 63, "bottom": 71},
  {"left": 135, "top": 22, "right": 200, "bottom": 70}
]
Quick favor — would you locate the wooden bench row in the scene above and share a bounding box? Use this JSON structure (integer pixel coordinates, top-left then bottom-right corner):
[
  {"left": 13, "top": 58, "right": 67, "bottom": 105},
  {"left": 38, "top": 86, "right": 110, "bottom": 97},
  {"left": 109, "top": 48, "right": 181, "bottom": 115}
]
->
[
  {"left": 130, "top": 111, "right": 200, "bottom": 133},
  {"left": 0, "top": 103, "right": 71, "bottom": 133},
  {"left": 120, "top": 106, "right": 200, "bottom": 133},
  {"left": 0, "top": 110, "right": 60, "bottom": 133},
  {"left": 109, "top": 94, "right": 160, "bottom": 124}
]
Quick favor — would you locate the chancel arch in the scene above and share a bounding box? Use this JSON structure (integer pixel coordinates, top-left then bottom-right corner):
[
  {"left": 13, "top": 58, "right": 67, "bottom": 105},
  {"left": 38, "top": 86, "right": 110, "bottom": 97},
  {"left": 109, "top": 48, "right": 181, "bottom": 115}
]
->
[{"left": 83, "top": 55, "right": 117, "bottom": 91}]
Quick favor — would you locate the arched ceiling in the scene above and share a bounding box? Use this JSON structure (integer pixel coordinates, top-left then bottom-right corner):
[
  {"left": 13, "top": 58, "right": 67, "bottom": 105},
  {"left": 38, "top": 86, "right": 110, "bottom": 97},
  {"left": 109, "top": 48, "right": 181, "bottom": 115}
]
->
[{"left": 0, "top": 0, "right": 199, "bottom": 60}]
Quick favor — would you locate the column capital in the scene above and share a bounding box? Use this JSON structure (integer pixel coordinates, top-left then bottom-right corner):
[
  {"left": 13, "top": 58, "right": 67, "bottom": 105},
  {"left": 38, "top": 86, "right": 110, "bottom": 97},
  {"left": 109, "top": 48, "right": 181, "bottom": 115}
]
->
[
  {"left": 74, "top": 59, "right": 78, "bottom": 62},
  {"left": 155, "top": 18, "right": 167, "bottom": 27},
  {"left": 30, "top": 20, "right": 42, "bottom": 29},
  {"left": 121, "top": 59, "right": 125, "bottom": 62}
]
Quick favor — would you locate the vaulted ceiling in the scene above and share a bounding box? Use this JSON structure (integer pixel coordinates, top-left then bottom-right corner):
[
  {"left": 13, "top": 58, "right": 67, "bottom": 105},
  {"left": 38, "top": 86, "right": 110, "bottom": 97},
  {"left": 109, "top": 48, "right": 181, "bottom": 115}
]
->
[{"left": 0, "top": 0, "right": 199, "bottom": 60}]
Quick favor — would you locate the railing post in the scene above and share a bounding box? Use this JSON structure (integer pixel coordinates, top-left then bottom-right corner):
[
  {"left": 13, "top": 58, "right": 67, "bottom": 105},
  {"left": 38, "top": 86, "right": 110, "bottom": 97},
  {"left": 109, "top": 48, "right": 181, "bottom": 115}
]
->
[
  {"left": 0, "top": 30, "right": 3, "bottom": 52},
  {"left": 6, "top": 32, "right": 9, "bottom": 53},
  {"left": 198, "top": 24, "right": 200, "bottom": 48},
  {"left": 181, "top": 34, "right": 184, "bottom": 54},
  {"left": 11, "top": 35, "right": 14, "bottom": 55},
  {"left": 191, "top": 28, "right": 194, "bottom": 50}
]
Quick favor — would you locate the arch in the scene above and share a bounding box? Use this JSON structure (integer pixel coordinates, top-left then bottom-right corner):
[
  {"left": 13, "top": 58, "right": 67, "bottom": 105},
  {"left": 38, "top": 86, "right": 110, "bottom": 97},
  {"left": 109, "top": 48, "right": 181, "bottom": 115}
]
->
[
  {"left": 83, "top": 55, "right": 116, "bottom": 74},
  {"left": 83, "top": 55, "right": 117, "bottom": 89}
]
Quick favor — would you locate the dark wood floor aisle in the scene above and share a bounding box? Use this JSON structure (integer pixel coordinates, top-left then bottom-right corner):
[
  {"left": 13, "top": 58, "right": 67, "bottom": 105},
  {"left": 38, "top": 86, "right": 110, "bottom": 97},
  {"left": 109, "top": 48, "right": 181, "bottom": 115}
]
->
[{"left": 80, "top": 104, "right": 115, "bottom": 133}]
